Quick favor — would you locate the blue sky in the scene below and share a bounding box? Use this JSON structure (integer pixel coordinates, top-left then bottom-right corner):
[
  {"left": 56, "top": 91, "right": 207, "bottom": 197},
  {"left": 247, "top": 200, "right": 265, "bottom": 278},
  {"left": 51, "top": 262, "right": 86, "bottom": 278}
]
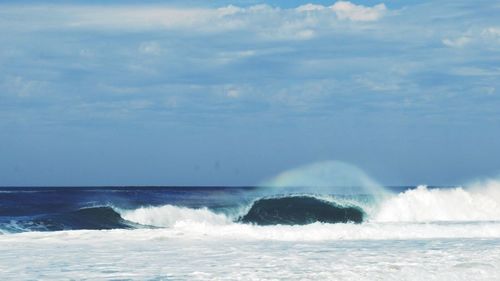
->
[{"left": 1, "top": 0, "right": 500, "bottom": 186}]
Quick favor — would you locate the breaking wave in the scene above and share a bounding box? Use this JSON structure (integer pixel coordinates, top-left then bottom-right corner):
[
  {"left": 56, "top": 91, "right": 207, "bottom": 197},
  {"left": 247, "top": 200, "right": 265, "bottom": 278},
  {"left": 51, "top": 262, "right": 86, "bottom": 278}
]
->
[
  {"left": 238, "top": 196, "right": 364, "bottom": 225},
  {"left": 120, "top": 205, "right": 231, "bottom": 227},
  {"left": 2, "top": 179, "right": 500, "bottom": 237},
  {"left": 374, "top": 183, "right": 500, "bottom": 222}
]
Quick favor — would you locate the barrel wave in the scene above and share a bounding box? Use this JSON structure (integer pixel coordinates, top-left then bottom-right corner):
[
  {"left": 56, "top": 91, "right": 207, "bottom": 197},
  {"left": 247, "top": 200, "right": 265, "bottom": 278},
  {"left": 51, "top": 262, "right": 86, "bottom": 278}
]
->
[{"left": 238, "top": 196, "right": 364, "bottom": 225}]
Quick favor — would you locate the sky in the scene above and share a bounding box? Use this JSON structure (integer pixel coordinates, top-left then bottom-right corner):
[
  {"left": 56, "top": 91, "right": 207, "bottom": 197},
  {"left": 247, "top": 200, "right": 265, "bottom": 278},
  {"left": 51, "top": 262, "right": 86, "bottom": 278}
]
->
[{"left": 1, "top": 0, "right": 500, "bottom": 186}]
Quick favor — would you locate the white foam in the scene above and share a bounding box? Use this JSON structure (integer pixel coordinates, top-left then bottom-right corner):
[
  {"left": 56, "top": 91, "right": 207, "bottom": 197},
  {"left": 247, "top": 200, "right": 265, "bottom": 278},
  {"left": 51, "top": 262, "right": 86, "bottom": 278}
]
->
[
  {"left": 104, "top": 203, "right": 500, "bottom": 241},
  {"left": 120, "top": 205, "right": 231, "bottom": 227},
  {"left": 4, "top": 182, "right": 500, "bottom": 280},
  {"left": 373, "top": 184, "right": 500, "bottom": 222},
  {"left": 118, "top": 181, "right": 500, "bottom": 233},
  {"left": 2, "top": 228, "right": 500, "bottom": 281},
  {"left": 3, "top": 220, "right": 500, "bottom": 242},
  {"left": 170, "top": 220, "right": 500, "bottom": 241}
]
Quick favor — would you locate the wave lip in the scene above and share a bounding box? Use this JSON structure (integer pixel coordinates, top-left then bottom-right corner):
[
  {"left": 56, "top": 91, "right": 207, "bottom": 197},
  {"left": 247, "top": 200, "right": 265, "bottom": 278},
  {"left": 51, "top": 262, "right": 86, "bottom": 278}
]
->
[
  {"left": 374, "top": 185, "right": 500, "bottom": 222},
  {"left": 238, "top": 196, "right": 364, "bottom": 225},
  {"left": 120, "top": 205, "right": 231, "bottom": 228}
]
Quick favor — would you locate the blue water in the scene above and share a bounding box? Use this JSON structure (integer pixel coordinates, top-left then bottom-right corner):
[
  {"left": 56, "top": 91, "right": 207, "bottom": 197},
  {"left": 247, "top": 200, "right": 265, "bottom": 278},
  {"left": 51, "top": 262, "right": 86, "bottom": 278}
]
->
[
  {"left": 0, "top": 186, "right": 413, "bottom": 233},
  {"left": 0, "top": 186, "right": 252, "bottom": 232}
]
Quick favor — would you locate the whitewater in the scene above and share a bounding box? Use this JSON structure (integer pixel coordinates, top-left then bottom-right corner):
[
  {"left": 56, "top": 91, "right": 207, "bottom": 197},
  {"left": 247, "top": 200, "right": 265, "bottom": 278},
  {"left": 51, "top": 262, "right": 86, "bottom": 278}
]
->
[{"left": 1, "top": 166, "right": 500, "bottom": 280}]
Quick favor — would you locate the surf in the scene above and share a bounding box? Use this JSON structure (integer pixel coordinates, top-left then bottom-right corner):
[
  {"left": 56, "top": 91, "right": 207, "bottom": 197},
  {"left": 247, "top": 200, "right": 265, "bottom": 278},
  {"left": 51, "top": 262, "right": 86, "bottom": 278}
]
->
[{"left": 374, "top": 183, "right": 500, "bottom": 222}]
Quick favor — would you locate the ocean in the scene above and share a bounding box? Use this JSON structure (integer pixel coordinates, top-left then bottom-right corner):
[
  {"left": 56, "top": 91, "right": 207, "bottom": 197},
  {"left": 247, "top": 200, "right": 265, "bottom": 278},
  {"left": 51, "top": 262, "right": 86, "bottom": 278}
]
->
[{"left": 1, "top": 184, "right": 500, "bottom": 280}]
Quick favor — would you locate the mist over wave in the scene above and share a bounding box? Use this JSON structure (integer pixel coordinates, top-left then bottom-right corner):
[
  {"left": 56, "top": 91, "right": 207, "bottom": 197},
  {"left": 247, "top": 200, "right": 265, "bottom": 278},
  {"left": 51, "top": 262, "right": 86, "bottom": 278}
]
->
[{"left": 258, "top": 161, "right": 389, "bottom": 198}]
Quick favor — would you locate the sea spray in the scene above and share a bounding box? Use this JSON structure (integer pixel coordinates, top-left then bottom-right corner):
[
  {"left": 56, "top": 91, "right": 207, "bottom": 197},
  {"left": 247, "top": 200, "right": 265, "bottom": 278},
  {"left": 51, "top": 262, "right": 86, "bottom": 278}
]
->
[
  {"left": 374, "top": 182, "right": 500, "bottom": 222},
  {"left": 252, "top": 161, "right": 391, "bottom": 217},
  {"left": 258, "top": 161, "right": 389, "bottom": 196}
]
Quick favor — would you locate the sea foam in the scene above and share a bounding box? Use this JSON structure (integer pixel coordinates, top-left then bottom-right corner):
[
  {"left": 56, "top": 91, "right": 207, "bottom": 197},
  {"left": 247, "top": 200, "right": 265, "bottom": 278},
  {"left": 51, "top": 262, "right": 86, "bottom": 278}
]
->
[
  {"left": 120, "top": 205, "right": 231, "bottom": 228},
  {"left": 374, "top": 184, "right": 500, "bottom": 222}
]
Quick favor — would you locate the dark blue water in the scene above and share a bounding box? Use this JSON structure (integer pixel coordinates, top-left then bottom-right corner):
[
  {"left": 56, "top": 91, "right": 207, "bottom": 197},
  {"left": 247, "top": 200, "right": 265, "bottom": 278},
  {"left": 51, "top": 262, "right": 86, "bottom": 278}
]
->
[
  {"left": 0, "top": 186, "right": 254, "bottom": 232},
  {"left": 0, "top": 186, "right": 412, "bottom": 233}
]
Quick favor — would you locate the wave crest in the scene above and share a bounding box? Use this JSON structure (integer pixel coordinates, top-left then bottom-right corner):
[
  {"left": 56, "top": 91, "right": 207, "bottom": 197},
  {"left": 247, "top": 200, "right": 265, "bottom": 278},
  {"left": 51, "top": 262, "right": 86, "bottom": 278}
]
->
[
  {"left": 374, "top": 184, "right": 500, "bottom": 222},
  {"left": 120, "top": 205, "right": 230, "bottom": 227},
  {"left": 239, "top": 196, "right": 364, "bottom": 225}
]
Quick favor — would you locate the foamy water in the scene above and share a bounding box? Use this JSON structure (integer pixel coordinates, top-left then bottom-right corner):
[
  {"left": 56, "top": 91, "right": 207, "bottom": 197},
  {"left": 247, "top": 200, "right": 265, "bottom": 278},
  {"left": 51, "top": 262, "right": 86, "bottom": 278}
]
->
[
  {"left": 2, "top": 181, "right": 500, "bottom": 280},
  {"left": 1, "top": 229, "right": 499, "bottom": 280}
]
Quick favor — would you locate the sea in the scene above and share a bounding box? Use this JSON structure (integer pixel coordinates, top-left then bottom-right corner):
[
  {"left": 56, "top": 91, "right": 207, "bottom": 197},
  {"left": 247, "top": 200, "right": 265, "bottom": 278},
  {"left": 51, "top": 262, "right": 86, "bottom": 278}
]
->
[{"left": 1, "top": 183, "right": 500, "bottom": 280}]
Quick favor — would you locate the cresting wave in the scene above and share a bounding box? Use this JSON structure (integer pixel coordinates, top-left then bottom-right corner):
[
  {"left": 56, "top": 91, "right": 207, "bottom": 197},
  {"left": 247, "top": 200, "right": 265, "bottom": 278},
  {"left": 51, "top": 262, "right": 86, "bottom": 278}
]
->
[
  {"left": 1, "top": 181, "right": 500, "bottom": 235},
  {"left": 118, "top": 195, "right": 366, "bottom": 228},
  {"left": 374, "top": 184, "right": 500, "bottom": 222},
  {"left": 119, "top": 183, "right": 500, "bottom": 229},
  {"left": 120, "top": 205, "right": 231, "bottom": 227},
  {"left": 238, "top": 196, "right": 364, "bottom": 225}
]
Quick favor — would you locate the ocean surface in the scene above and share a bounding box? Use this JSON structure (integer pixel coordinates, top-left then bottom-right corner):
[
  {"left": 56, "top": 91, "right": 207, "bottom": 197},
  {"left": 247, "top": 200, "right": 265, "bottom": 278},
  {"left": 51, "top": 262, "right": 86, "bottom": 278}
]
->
[{"left": 1, "top": 184, "right": 500, "bottom": 280}]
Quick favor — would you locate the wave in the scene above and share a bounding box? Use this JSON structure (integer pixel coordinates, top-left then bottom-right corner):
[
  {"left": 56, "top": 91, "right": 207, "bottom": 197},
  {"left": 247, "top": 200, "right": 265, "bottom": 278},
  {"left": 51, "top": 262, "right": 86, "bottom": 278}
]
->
[
  {"left": 119, "top": 183, "right": 500, "bottom": 228},
  {"left": 238, "top": 196, "right": 364, "bottom": 225},
  {"left": 119, "top": 205, "right": 230, "bottom": 227},
  {"left": 2, "top": 181, "right": 500, "bottom": 234},
  {"left": 373, "top": 184, "right": 500, "bottom": 222},
  {"left": 0, "top": 207, "right": 136, "bottom": 233},
  {"left": 49, "top": 207, "right": 136, "bottom": 230}
]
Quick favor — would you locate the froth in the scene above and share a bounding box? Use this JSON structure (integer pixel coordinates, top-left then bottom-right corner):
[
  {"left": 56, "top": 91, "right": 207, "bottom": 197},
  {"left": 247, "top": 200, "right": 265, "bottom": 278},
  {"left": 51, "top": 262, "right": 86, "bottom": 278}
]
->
[
  {"left": 120, "top": 205, "right": 230, "bottom": 227},
  {"left": 374, "top": 184, "right": 500, "bottom": 222}
]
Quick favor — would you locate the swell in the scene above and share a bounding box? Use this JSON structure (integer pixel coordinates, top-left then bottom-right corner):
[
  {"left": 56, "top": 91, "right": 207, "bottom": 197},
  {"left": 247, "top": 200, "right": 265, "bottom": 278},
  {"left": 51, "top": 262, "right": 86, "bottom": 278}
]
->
[
  {"left": 0, "top": 207, "right": 137, "bottom": 233},
  {"left": 2, "top": 182, "right": 500, "bottom": 234},
  {"left": 238, "top": 196, "right": 364, "bottom": 225},
  {"left": 118, "top": 183, "right": 500, "bottom": 228}
]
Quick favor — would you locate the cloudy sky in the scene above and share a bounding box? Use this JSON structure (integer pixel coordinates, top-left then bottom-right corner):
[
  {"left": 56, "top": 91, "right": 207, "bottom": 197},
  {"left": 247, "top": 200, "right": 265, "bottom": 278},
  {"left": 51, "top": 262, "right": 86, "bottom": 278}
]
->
[{"left": 1, "top": 0, "right": 500, "bottom": 186}]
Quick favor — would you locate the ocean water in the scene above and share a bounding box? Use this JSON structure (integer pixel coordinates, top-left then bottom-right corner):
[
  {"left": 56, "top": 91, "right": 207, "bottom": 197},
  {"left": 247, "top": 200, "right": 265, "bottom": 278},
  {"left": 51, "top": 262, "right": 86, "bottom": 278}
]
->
[{"left": 1, "top": 184, "right": 500, "bottom": 280}]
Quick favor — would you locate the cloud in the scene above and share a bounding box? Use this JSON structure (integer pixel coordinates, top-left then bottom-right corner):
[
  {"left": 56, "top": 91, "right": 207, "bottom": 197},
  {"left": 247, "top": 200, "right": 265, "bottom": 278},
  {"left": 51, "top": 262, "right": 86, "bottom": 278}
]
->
[
  {"left": 296, "top": 2, "right": 387, "bottom": 22},
  {"left": 2, "top": 76, "right": 49, "bottom": 98},
  {"left": 481, "top": 27, "right": 500, "bottom": 44},
  {"left": 482, "top": 27, "right": 500, "bottom": 37},
  {"left": 67, "top": 7, "right": 219, "bottom": 30},
  {"left": 295, "top": 4, "right": 326, "bottom": 13},
  {"left": 138, "top": 41, "right": 162, "bottom": 55},
  {"left": 443, "top": 27, "right": 500, "bottom": 48},
  {"left": 226, "top": 88, "right": 240, "bottom": 98},
  {"left": 442, "top": 36, "right": 471, "bottom": 48},
  {"left": 1, "top": 0, "right": 497, "bottom": 123},
  {"left": 0, "top": 2, "right": 388, "bottom": 37},
  {"left": 330, "top": 1, "right": 387, "bottom": 21}
]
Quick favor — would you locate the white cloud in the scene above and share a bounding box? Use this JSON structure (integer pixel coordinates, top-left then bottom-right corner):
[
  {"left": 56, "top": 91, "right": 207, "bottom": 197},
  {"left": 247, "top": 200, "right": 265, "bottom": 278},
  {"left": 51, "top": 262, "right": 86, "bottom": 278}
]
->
[
  {"left": 296, "top": 4, "right": 326, "bottom": 13},
  {"left": 296, "top": 2, "right": 387, "bottom": 22},
  {"left": 215, "top": 50, "right": 256, "bottom": 64},
  {"left": 481, "top": 27, "right": 500, "bottom": 45},
  {"left": 330, "top": 1, "right": 387, "bottom": 21},
  {"left": 226, "top": 88, "right": 240, "bottom": 98},
  {"left": 3, "top": 76, "right": 48, "bottom": 98},
  {"left": 138, "top": 41, "right": 162, "bottom": 55},
  {"left": 482, "top": 27, "right": 500, "bottom": 37},
  {"left": 442, "top": 36, "right": 471, "bottom": 48},
  {"left": 443, "top": 27, "right": 500, "bottom": 48},
  {"left": 0, "top": 2, "right": 387, "bottom": 36},
  {"left": 67, "top": 7, "right": 211, "bottom": 29}
]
